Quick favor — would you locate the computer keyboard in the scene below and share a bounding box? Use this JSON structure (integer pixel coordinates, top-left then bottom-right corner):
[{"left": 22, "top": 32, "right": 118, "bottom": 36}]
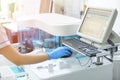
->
[{"left": 62, "top": 38, "right": 101, "bottom": 57}]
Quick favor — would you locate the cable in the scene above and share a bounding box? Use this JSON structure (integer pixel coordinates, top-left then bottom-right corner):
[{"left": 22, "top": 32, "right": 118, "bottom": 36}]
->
[
  {"left": 104, "top": 39, "right": 116, "bottom": 62},
  {"left": 107, "top": 39, "right": 115, "bottom": 46},
  {"left": 76, "top": 57, "right": 92, "bottom": 67},
  {"left": 104, "top": 56, "right": 113, "bottom": 62}
]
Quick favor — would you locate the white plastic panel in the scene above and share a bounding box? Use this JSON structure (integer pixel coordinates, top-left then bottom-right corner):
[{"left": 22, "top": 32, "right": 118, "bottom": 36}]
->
[{"left": 16, "top": 13, "right": 81, "bottom": 36}]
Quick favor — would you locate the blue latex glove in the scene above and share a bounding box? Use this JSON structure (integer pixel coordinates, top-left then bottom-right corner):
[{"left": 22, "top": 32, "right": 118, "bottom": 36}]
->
[{"left": 47, "top": 46, "right": 72, "bottom": 59}]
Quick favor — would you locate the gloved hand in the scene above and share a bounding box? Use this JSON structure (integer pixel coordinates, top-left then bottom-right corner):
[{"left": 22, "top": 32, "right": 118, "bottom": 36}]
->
[{"left": 47, "top": 46, "right": 72, "bottom": 59}]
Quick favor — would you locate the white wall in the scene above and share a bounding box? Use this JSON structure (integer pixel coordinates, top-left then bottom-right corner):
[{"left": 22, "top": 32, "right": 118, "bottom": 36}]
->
[
  {"left": 13, "top": 0, "right": 40, "bottom": 19},
  {"left": 18, "top": 0, "right": 40, "bottom": 15},
  {"left": 53, "top": 0, "right": 87, "bottom": 18},
  {"left": 86, "top": 0, "right": 120, "bottom": 35}
]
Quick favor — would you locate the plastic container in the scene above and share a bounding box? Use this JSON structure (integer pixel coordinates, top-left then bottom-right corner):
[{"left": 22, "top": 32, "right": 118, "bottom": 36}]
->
[{"left": 18, "top": 26, "right": 80, "bottom": 53}]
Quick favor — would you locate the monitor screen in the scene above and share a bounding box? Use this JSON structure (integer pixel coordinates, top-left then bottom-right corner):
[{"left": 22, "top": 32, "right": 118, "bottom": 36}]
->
[{"left": 77, "top": 7, "right": 117, "bottom": 43}]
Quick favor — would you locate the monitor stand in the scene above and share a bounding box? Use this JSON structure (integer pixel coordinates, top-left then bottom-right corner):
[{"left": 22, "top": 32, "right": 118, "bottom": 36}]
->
[{"left": 80, "top": 31, "right": 120, "bottom": 65}]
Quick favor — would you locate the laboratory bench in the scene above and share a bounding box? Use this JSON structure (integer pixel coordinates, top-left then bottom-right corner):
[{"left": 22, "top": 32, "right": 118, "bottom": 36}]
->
[
  {"left": 1, "top": 48, "right": 120, "bottom": 80},
  {"left": 23, "top": 54, "right": 113, "bottom": 80},
  {"left": 0, "top": 13, "right": 120, "bottom": 80}
]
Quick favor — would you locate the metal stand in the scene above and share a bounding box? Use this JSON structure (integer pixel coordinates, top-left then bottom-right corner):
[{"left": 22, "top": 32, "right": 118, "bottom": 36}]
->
[{"left": 94, "top": 57, "right": 103, "bottom": 65}]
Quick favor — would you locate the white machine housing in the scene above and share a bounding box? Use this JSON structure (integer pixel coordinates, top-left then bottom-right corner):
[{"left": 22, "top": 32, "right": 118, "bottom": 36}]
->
[{"left": 16, "top": 13, "right": 81, "bottom": 36}]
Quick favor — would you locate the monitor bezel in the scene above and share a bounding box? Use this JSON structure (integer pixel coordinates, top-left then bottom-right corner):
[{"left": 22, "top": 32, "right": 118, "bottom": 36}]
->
[{"left": 77, "top": 7, "right": 117, "bottom": 43}]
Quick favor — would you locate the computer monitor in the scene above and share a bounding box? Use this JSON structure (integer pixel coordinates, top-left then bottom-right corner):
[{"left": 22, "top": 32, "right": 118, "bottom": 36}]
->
[{"left": 77, "top": 7, "right": 118, "bottom": 43}]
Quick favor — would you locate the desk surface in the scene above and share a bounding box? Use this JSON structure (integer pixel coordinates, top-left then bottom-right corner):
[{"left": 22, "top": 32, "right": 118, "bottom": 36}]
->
[
  {"left": 24, "top": 54, "right": 113, "bottom": 80},
  {"left": 0, "top": 18, "right": 13, "bottom": 24},
  {"left": 3, "top": 22, "right": 18, "bottom": 32},
  {"left": 0, "top": 55, "right": 14, "bottom": 66}
]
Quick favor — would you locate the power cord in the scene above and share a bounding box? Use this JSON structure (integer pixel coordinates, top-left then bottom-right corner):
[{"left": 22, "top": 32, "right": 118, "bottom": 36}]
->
[
  {"left": 76, "top": 57, "right": 92, "bottom": 67},
  {"left": 104, "top": 39, "right": 118, "bottom": 62}
]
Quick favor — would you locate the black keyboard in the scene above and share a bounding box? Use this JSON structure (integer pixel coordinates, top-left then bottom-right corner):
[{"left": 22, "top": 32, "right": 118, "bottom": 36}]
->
[{"left": 62, "top": 38, "right": 101, "bottom": 57}]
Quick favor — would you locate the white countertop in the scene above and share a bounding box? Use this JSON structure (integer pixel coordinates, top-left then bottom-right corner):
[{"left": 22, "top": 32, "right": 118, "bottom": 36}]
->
[{"left": 0, "top": 55, "right": 14, "bottom": 66}]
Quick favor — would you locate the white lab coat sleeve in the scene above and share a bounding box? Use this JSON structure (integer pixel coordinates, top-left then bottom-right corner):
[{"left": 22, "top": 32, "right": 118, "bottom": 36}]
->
[{"left": 0, "top": 26, "right": 10, "bottom": 49}]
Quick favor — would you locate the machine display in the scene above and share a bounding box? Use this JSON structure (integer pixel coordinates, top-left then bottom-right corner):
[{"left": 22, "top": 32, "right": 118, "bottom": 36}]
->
[{"left": 77, "top": 7, "right": 117, "bottom": 43}]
